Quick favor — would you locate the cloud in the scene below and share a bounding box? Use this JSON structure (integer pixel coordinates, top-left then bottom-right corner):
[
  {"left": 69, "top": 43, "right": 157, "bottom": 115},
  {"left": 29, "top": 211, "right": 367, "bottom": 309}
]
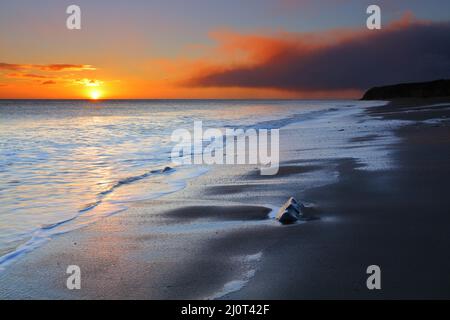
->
[
  {"left": 73, "top": 78, "right": 103, "bottom": 87},
  {"left": 38, "top": 64, "right": 96, "bottom": 72},
  {"left": 0, "top": 63, "right": 27, "bottom": 71},
  {"left": 3, "top": 72, "right": 104, "bottom": 88},
  {"left": 0, "top": 63, "right": 95, "bottom": 72},
  {"left": 182, "top": 17, "right": 450, "bottom": 92},
  {"left": 6, "top": 73, "right": 53, "bottom": 79},
  {"left": 41, "top": 80, "right": 56, "bottom": 85}
]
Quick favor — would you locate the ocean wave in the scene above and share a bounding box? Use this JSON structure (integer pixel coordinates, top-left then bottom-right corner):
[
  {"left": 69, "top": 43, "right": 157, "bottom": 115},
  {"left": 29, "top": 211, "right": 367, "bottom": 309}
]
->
[{"left": 0, "top": 165, "right": 199, "bottom": 271}]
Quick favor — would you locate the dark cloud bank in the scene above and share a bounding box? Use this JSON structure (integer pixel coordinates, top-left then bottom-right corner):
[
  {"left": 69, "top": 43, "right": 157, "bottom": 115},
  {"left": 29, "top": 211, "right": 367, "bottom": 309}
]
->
[{"left": 186, "top": 21, "right": 450, "bottom": 92}]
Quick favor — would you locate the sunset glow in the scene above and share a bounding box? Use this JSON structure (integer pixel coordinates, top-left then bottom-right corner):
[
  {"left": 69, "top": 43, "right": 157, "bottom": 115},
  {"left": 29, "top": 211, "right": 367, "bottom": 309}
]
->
[
  {"left": 1, "top": 1, "right": 450, "bottom": 99},
  {"left": 89, "top": 90, "right": 102, "bottom": 100}
]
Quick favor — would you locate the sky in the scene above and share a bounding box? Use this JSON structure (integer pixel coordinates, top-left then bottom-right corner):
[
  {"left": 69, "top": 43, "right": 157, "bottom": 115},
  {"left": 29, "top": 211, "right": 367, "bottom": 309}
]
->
[{"left": 0, "top": 0, "right": 450, "bottom": 99}]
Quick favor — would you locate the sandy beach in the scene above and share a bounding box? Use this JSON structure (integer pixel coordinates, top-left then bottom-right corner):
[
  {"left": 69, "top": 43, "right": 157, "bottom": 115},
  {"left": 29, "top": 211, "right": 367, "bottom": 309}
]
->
[{"left": 1, "top": 99, "right": 450, "bottom": 299}]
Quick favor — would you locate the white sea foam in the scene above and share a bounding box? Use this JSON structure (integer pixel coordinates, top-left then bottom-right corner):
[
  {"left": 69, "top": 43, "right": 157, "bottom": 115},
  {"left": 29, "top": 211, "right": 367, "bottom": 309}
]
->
[
  {"left": 283, "top": 102, "right": 412, "bottom": 172},
  {"left": 208, "top": 251, "right": 263, "bottom": 300}
]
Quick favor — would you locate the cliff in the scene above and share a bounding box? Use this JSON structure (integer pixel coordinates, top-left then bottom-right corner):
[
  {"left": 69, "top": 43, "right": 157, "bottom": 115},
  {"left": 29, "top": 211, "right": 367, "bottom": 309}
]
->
[{"left": 362, "top": 79, "right": 450, "bottom": 100}]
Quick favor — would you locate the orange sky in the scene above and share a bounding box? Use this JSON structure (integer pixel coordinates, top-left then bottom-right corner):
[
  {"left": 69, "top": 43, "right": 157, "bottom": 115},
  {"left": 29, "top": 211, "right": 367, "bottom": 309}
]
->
[
  {"left": 0, "top": 31, "right": 364, "bottom": 99},
  {"left": 1, "top": 1, "right": 449, "bottom": 99},
  {"left": 0, "top": 24, "right": 378, "bottom": 99}
]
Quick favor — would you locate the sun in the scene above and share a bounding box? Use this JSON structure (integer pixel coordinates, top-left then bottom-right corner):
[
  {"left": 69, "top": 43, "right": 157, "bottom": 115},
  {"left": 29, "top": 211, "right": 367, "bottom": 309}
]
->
[{"left": 89, "top": 90, "right": 102, "bottom": 100}]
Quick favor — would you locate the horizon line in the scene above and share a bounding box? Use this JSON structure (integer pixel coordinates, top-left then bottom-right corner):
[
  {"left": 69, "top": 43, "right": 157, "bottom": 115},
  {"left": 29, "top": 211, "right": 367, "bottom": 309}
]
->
[{"left": 0, "top": 97, "right": 362, "bottom": 101}]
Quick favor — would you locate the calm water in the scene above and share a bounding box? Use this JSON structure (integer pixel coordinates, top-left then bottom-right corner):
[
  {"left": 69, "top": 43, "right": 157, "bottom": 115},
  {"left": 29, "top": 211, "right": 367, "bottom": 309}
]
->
[{"left": 0, "top": 99, "right": 353, "bottom": 266}]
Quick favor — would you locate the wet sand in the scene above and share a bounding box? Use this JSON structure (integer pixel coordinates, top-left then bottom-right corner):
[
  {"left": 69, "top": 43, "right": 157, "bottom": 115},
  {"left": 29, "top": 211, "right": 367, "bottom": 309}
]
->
[
  {"left": 1, "top": 99, "right": 450, "bottom": 299},
  {"left": 229, "top": 99, "right": 450, "bottom": 299}
]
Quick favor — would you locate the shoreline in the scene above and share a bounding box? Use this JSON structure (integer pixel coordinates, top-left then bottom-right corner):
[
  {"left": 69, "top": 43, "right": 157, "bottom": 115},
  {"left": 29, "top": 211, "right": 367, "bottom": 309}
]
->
[
  {"left": 227, "top": 99, "right": 450, "bottom": 299},
  {"left": 1, "top": 99, "right": 450, "bottom": 299}
]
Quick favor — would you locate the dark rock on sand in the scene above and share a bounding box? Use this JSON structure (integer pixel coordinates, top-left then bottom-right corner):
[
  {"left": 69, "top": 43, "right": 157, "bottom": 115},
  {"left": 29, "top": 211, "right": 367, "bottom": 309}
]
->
[
  {"left": 276, "top": 197, "right": 305, "bottom": 224},
  {"left": 362, "top": 79, "right": 450, "bottom": 100}
]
